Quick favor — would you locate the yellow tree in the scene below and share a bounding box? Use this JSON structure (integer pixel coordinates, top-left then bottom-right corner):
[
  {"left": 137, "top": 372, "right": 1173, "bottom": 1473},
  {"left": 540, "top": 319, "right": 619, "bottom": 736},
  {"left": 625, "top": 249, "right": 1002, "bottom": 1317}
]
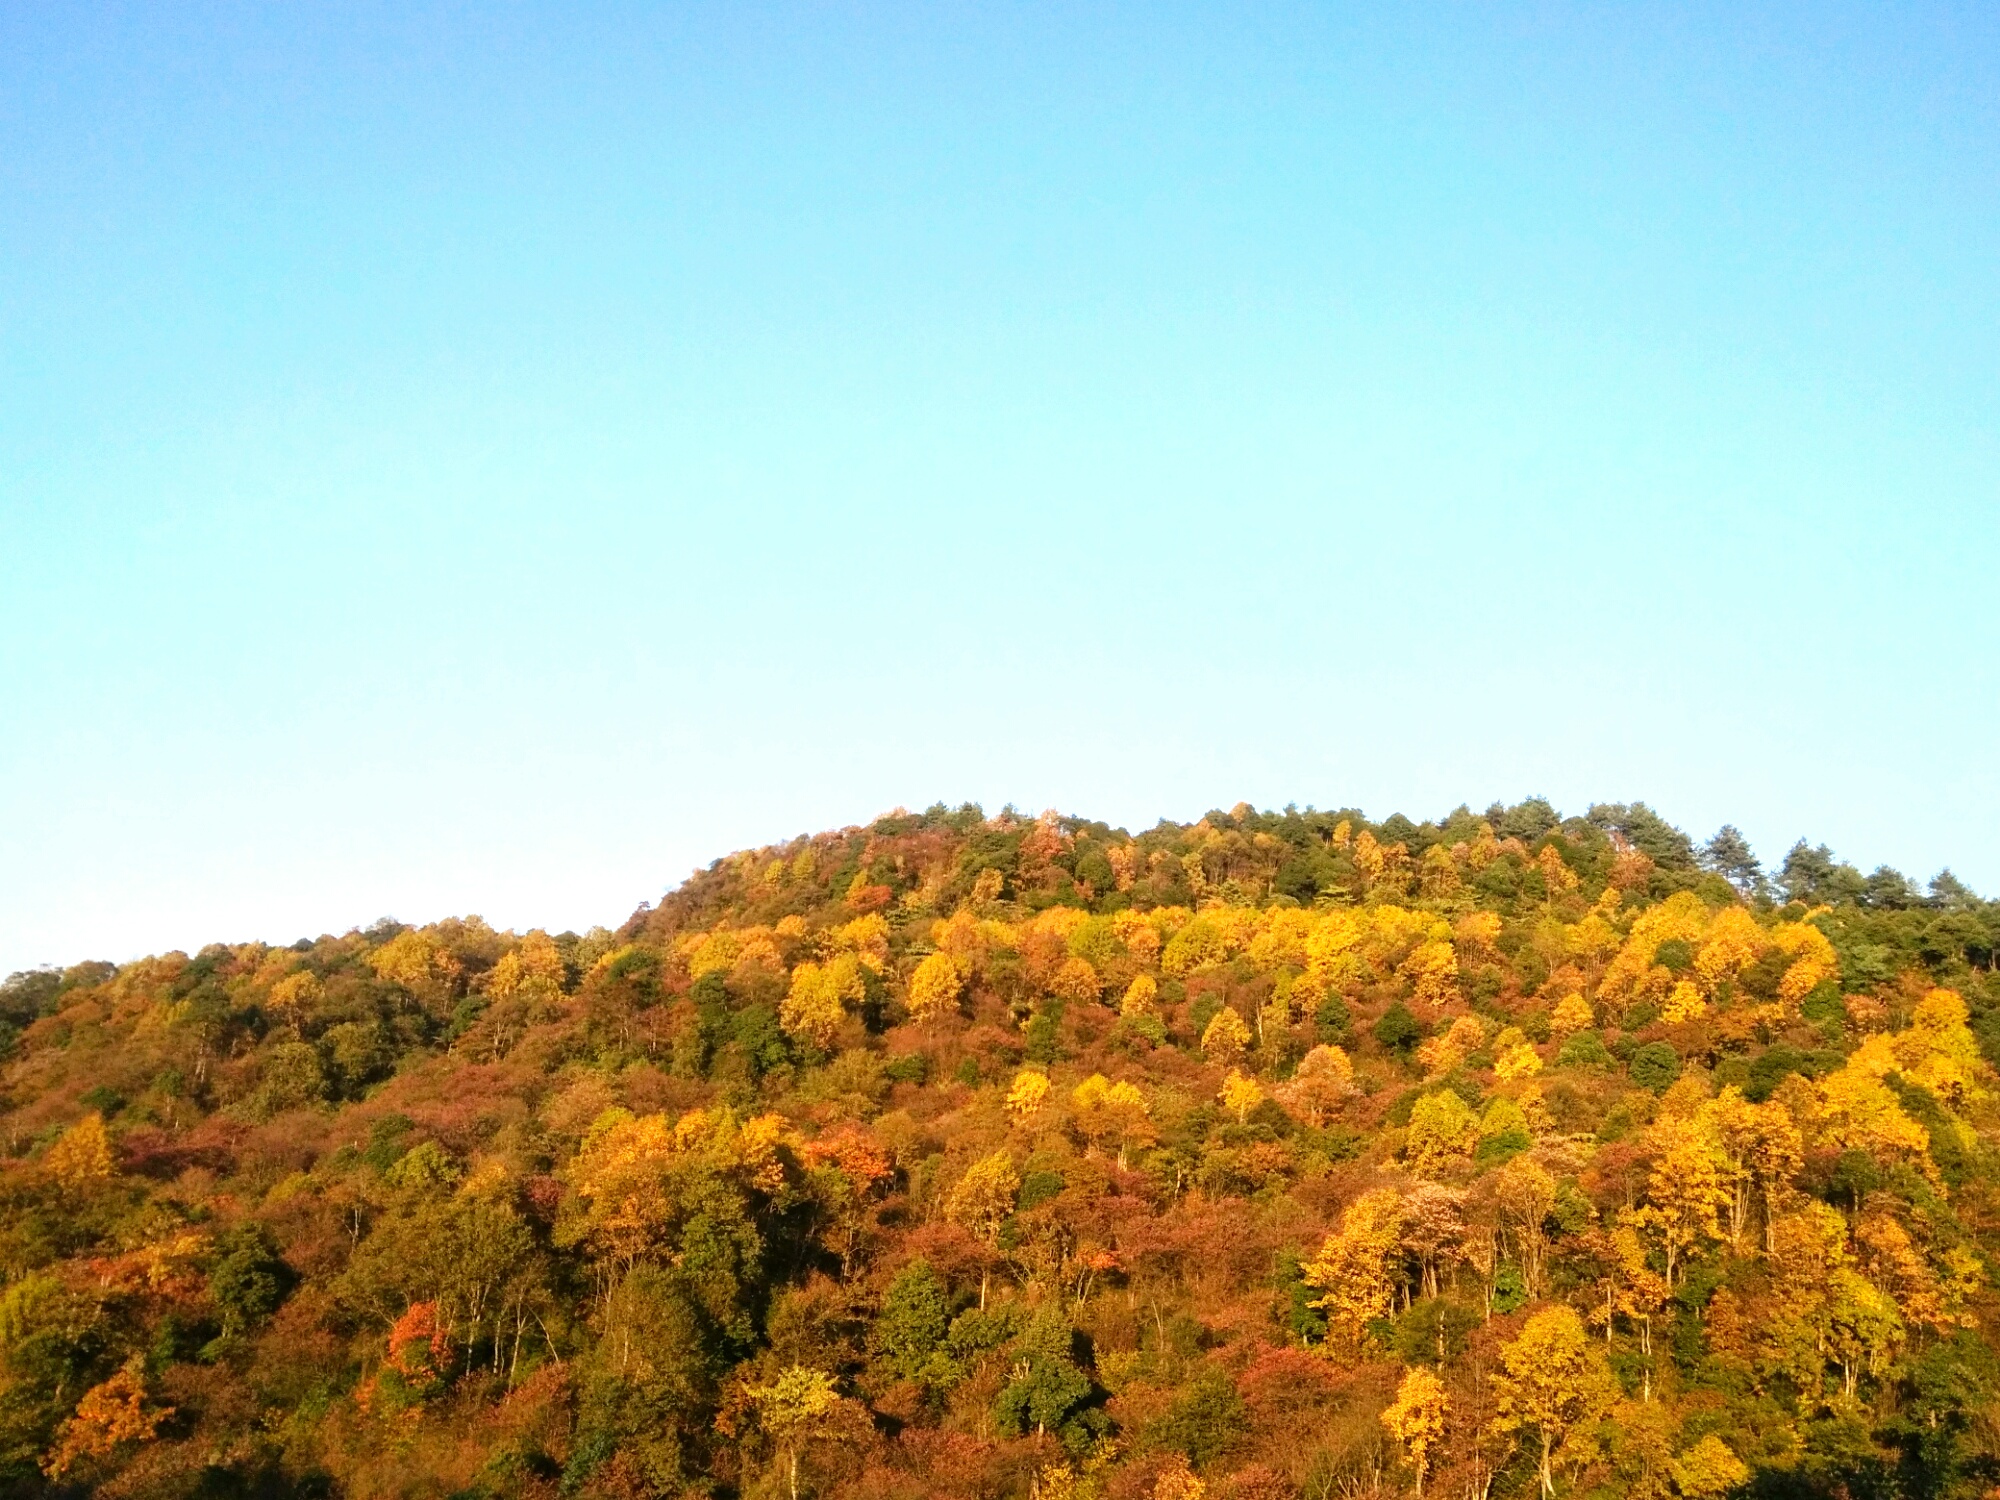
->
[
  {"left": 1073, "top": 1075, "right": 1155, "bottom": 1166},
  {"left": 1818, "top": 1057, "right": 1935, "bottom": 1181},
  {"left": 1671, "top": 1436, "right": 1750, "bottom": 1500},
  {"left": 1826, "top": 1269, "right": 1904, "bottom": 1398},
  {"left": 945, "top": 1151, "right": 1020, "bottom": 1306},
  {"left": 1550, "top": 992, "right": 1595, "bottom": 1035},
  {"left": 1488, "top": 1305, "right": 1617, "bottom": 1499},
  {"left": 1152, "top": 1454, "right": 1206, "bottom": 1500},
  {"left": 1200, "top": 1006, "right": 1251, "bottom": 1066},
  {"left": 1303, "top": 1188, "right": 1405, "bottom": 1344},
  {"left": 1382, "top": 1365, "right": 1449, "bottom": 1496},
  {"left": 1049, "top": 956, "right": 1103, "bottom": 1004},
  {"left": 368, "top": 928, "right": 461, "bottom": 1008},
  {"left": 1354, "top": 830, "right": 1387, "bottom": 885},
  {"left": 266, "top": 970, "right": 323, "bottom": 1036},
  {"left": 1121, "top": 974, "right": 1159, "bottom": 1018},
  {"left": 1405, "top": 1090, "right": 1478, "bottom": 1176},
  {"left": 750, "top": 1365, "right": 842, "bottom": 1500},
  {"left": 44, "top": 1113, "right": 115, "bottom": 1195},
  {"left": 1630, "top": 1115, "right": 1729, "bottom": 1285},
  {"left": 1420, "top": 1015, "right": 1486, "bottom": 1078},
  {"left": 1006, "top": 1069, "right": 1052, "bottom": 1121},
  {"left": 1772, "top": 920, "right": 1839, "bottom": 1008},
  {"left": 1604, "top": 1223, "right": 1671, "bottom": 1370},
  {"left": 782, "top": 955, "right": 864, "bottom": 1049},
  {"left": 1419, "top": 844, "right": 1462, "bottom": 899},
  {"left": 561, "top": 1106, "right": 784, "bottom": 1276},
  {"left": 1856, "top": 1212, "right": 1961, "bottom": 1331},
  {"left": 906, "top": 952, "right": 965, "bottom": 1025},
  {"left": 1897, "top": 988, "right": 1984, "bottom": 1105},
  {"left": 1494, "top": 1156, "right": 1557, "bottom": 1299},
  {"left": 1219, "top": 1070, "right": 1264, "bottom": 1126},
  {"left": 1661, "top": 981, "right": 1708, "bottom": 1023},
  {"left": 1401, "top": 940, "right": 1460, "bottom": 1009},
  {"left": 1707, "top": 1087, "right": 1802, "bottom": 1251},
  {"left": 489, "top": 929, "right": 566, "bottom": 1002},
  {"left": 1762, "top": 1202, "right": 1853, "bottom": 1395},
  {"left": 1536, "top": 844, "right": 1580, "bottom": 897},
  {"left": 1694, "top": 906, "right": 1764, "bottom": 994}
]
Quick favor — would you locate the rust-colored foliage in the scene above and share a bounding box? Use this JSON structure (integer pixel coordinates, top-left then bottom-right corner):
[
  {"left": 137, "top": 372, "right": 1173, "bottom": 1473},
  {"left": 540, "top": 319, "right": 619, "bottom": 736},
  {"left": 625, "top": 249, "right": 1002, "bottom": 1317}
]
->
[{"left": 2, "top": 799, "right": 1995, "bottom": 1500}]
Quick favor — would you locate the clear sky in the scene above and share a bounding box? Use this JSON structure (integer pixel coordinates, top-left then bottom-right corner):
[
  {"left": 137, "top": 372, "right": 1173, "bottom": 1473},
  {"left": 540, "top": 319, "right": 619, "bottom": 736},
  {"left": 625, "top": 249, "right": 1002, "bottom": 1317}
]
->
[{"left": 3, "top": 3, "right": 1996, "bottom": 974}]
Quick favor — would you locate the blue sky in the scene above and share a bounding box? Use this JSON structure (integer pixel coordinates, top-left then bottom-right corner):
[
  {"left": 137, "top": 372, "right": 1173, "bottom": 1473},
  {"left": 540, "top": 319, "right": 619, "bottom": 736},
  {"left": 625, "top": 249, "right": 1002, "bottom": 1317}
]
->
[{"left": 3, "top": 3, "right": 1996, "bottom": 973}]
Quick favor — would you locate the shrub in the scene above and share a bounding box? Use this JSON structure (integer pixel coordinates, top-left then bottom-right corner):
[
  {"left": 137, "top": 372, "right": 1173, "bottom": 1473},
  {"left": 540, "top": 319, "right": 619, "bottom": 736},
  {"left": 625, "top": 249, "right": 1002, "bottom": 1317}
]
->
[{"left": 1629, "top": 1041, "right": 1681, "bottom": 1092}]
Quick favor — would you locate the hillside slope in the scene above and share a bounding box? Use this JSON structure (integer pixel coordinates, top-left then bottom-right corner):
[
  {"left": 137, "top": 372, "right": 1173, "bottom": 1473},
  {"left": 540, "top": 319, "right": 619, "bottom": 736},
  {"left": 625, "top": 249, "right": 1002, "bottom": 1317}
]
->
[{"left": 3, "top": 800, "right": 1999, "bottom": 1500}]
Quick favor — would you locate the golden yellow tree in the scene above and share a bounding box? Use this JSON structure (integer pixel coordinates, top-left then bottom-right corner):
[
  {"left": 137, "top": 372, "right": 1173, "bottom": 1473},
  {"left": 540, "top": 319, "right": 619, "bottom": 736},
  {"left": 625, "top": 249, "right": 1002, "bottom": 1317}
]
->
[
  {"left": 1152, "top": 1454, "right": 1206, "bottom": 1500},
  {"left": 1303, "top": 1187, "right": 1404, "bottom": 1344},
  {"left": 1494, "top": 1156, "right": 1557, "bottom": 1299},
  {"left": 1897, "top": 988, "right": 1984, "bottom": 1105},
  {"left": 1006, "top": 1069, "right": 1052, "bottom": 1120},
  {"left": 1488, "top": 1305, "right": 1616, "bottom": 1499},
  {"left": 1200, "top": 1006, "right": 1251, "bottom": 1065},
  {"left": 1671, "top": 1435, "right": 1750, "bottom": 1499},
  {"left": 1354, "top": 829, "right": 1386, "bottom": 884},
  {"left": 489, "top": 929, "right": 566, "bottom": 1001},
  {"left": 750, "top": 1365, "right": 842, "bottom": 1500},
  {"left": 1405, "top": 1090, "right": 1478, "bottom": 1175},
  {"left": 1420, "top": 1015, "right": 1485, "bottom": 1077},
  {"left": 1049, "top": 956, "right": 1103, "bottom": 1004},
  {"left": 368, "top": 929, "right": 461, "bottom": 1006},
  {"left": 266, "top": 970, "right": 323, "bottom": 1035},
  {"left": 1382, "top": 1365, "right": 1449, "bottom": 1496},
  {"left": 45, "top": 1113, "right": 114, "bottom": 1194},
  {"left": 1630, "top": 1115, "right": 1730, "bottom": 1285},
  {"left": 1604, "top": 1223, "right": 1671, "bottom": 1367},
  {"left": 1401, "top": 940, "right": 1460, "bottom": 1008},
  {"left": 782, "top": 955, "right": 865, "bottom": 1049},
  {"left": 1826, "top": 1268, "right": 1904, "bottom": 1397},
  {"left": 1661, "top": 980, "right": 1707, "bottom": 1023},
  {"left": 1536, "top": 843, "right": 1580, "bottom": 896},
  {"left": 1219, "top": 1070, "right": 1264, "bottom": 1126},
  {"left": 1073, "top": 1075, "right": 1154, "bottom": 1166},
  {"left": 906, "top": 951, "right": 964, "bottom": 1025},
  {"left": 945, "top": 1151, "right": 1020, "bottom": 1307},
  {"left": 1550, "top": 992, "right": 1595, "bottom": 1034},
  {"left": 1694, "top": 905, "right": 1764, "bottom": 993},
  {"left": 1772, "top": 920, "right": 1839, "bottom": 1007},
  {"left": 1419, "top": 844, "right": 1462, "bottom": 898},
  {"left": 1121, "top": 974, "right": 1159, "bottom": 1017},
  {"left": 1707, "top": 1086, "right": 1802, "bottom": 1250}
]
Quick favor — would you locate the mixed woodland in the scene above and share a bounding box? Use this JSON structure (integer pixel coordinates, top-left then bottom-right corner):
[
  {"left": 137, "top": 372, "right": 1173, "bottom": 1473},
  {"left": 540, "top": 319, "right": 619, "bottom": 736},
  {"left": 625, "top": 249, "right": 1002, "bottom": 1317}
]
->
[{"left": 4, "top": 799, "right": 2000, "bottom": 1500}]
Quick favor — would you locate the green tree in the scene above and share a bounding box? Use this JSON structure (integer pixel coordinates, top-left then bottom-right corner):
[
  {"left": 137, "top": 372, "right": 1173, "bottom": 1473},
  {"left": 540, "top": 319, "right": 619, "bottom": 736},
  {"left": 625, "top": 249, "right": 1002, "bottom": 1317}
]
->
[
  {"left": 207, "top": 1224, "right": 293, "bottom": 1339},
  {"left": 993, "top": 1307, "right": 1105, "bottom": 1455},
  {"left": 872, "top": 1258, "right": 957, "bottom": 1391},
  {"left": 1146, "top": 1361, "right": 1249, "bottom": 1470}
]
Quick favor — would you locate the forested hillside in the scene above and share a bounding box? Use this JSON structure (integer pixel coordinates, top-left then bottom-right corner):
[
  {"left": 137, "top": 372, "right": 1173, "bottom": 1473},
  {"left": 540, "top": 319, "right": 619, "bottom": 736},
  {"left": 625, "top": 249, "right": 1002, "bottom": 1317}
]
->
[{"left": 4, "top": 800, "right": 1999, "bottom": 1500}]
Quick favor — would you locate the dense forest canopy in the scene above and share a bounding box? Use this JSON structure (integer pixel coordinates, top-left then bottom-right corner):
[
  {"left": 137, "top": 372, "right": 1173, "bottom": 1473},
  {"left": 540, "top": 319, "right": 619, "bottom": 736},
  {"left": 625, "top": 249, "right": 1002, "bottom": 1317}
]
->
[{"left": 4, "top": 799, "right": 2000, "bottom": 1500}]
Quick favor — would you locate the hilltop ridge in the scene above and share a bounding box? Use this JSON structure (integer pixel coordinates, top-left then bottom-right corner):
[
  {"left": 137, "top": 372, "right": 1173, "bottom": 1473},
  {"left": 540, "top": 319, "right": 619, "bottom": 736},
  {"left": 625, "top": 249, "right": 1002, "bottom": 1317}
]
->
[{"left": 2, "top": 799, "right": 1998, "bottom": 1500}]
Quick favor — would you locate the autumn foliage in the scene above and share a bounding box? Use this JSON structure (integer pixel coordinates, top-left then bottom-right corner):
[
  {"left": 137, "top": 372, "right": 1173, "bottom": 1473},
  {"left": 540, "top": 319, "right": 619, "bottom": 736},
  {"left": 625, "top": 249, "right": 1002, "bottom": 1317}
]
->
[{"left": 1, "top": 798, "right": 1998, "bottom": 1499}]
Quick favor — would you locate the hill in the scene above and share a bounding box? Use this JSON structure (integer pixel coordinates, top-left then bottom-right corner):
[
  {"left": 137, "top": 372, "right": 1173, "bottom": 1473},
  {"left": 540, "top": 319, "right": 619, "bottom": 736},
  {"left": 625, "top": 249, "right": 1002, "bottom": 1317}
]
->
[{"left": 3, "top": 799, "right": 1999, "bottom": 1500}]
